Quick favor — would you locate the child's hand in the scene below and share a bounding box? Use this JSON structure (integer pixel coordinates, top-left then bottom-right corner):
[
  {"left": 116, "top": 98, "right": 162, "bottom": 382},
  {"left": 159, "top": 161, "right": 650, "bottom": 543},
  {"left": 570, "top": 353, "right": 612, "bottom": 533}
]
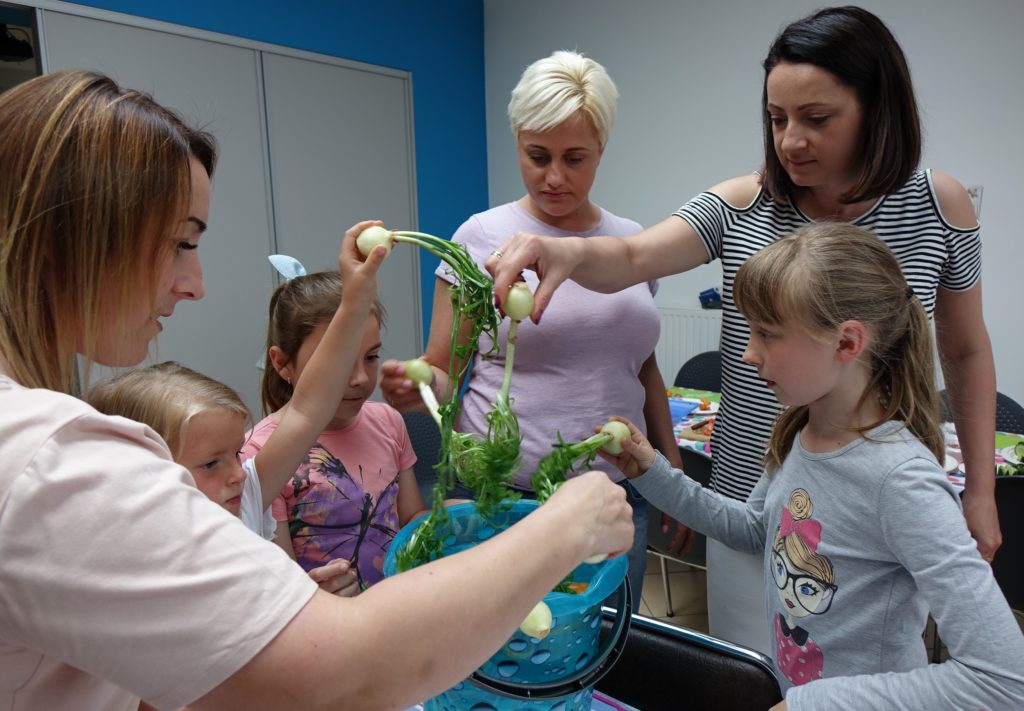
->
[
  {"left": 597, "top": 416, "right": 657, "bottom": 479},
  {"left": 308, "top": 558, "right": 360, "bottom": 597},
  {"left": 340, "top": 220, "right": 388, "bottom": 301}
]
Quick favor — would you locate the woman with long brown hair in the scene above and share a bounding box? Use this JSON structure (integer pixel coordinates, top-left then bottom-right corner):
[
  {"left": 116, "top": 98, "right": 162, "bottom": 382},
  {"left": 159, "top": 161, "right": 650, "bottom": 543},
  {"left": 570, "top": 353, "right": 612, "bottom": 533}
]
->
[{"left": 0, "top": 70, "right": 632, "bottom": 710}]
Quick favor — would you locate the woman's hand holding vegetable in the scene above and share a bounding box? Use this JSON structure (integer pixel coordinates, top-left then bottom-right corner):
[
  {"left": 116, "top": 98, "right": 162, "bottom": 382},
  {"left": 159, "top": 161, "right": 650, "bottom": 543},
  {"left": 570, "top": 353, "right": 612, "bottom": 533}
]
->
[
  {"left": 379, "top": 358, "right": 447, "bottom": 413},
  {"left": 597, "top": 417, "right": 656, "bottom": 480},
  {"left": 546, "top": 470, "right": 634, "bottom": 564},
  {"left": 486, "top": 231, "right": 584, "bottom": 325}
]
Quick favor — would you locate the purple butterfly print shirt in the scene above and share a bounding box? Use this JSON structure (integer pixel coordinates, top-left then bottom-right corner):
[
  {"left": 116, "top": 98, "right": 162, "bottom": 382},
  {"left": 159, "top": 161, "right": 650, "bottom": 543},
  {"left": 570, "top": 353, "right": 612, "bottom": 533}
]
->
[{"left": 243, "top": 401, "right": 416, "bottom": 588}]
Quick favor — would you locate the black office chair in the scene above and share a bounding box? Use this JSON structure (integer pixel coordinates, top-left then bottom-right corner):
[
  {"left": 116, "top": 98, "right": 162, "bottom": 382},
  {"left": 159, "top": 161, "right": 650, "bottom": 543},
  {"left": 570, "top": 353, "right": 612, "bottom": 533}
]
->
[
  {"left": 596, "top": 611, "right": 782, "bottom": 711},
  {"left": 996, "top": 392, "right": 1024, "bottom": 434},
  {"left": 673, "top": 350, "right": 722, "bottom": 392},
  {"left": 993, "top": 476, "right": 1024, "bottom": 611},
  {"left": 646, "top": 449, "right": 710, "bottom": 616},
  {"left": 938, "top": 389, "right": 1024, "bottom": 434},
  {"left": 401, "top": 411, "right": 442, "bottom": 504}
]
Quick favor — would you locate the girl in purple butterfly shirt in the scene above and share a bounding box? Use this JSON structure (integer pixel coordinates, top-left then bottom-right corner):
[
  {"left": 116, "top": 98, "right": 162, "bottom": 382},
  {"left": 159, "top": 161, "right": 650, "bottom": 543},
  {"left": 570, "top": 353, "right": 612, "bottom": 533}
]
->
[{"left": 243, "top": 269, "right": 427, "bottom": 589}]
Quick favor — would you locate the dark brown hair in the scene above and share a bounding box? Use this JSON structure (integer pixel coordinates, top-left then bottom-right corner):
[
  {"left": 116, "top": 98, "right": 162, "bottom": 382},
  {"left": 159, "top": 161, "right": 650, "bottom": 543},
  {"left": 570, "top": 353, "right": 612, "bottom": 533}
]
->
[
  {"left": 760, "top": 6, "right": 921, "bottom": 204},
  {"left": 260, "top": 271, "right": 386, "bottom": 415}
]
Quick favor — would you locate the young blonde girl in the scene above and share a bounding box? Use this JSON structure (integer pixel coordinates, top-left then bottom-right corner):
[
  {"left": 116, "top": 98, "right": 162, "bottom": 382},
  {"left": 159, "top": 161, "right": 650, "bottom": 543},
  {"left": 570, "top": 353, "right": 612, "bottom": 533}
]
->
[
  {"left": 244, "top": 270, "right": 426, "bottom": 589},
  {"left": 89, "top": 362, "right": 359, "bottom": 597},
  {"left": 605, "top": 223, "right": 1024, "bottom": 708}
]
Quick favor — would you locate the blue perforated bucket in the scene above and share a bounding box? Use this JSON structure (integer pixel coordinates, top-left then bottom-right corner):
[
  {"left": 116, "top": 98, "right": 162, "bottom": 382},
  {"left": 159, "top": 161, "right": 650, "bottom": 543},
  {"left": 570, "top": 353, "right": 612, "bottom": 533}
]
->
[{"left": 383, "top": 500, "right": 632, "bottom": 711}]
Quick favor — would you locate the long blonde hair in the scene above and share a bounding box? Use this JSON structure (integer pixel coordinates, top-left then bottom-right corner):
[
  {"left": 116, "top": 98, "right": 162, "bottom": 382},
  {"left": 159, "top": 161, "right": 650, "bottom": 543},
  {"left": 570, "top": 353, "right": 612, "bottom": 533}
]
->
[
  {"left": 0, "top": 70, "right": 215, "bottom": 393},
  {"left": 88, "top": 361, "right": 249, "bottom": 460},
  {"left": 733, "top": 223, "right": 942, "bottom": 472}
]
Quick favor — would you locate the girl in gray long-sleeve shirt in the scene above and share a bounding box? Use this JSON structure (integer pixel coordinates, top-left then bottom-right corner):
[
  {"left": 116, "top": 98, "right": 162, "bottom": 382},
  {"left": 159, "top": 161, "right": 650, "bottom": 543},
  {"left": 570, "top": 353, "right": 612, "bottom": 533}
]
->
[{"left": 606, "top": 223, "right": 1024, "bottom": 709}]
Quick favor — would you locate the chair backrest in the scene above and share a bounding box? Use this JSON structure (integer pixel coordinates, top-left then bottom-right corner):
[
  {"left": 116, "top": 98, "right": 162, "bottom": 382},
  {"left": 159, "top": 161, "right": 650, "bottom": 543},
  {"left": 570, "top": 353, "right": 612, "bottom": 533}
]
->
[
  {"left": 674, "top": 350, "right": 722, "bottom": 392},
  {"left": 938, "top": 389, "right": 1024, "bottom": 435},
  {"left": 401, "top": 411, "right": 442, "bottom": 503},
  {"left": 996, "top": 392, "right": 1024, "bottom": 434},
  {"left": 993, "top": 476, "right": 1024, "bottom": 611},
  {"left": 596, "top": 611, "right": 782, "bottom": 711}
]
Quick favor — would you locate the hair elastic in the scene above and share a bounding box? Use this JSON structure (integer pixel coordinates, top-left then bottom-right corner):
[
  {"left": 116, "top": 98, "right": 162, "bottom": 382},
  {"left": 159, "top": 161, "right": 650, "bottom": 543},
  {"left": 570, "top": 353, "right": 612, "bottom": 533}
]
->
[
  {"left": 256, "top": 254, "right": 309, "bottom": 371},
  {"left": 268, "top": 254, "right": 307, "bottom": 281}
]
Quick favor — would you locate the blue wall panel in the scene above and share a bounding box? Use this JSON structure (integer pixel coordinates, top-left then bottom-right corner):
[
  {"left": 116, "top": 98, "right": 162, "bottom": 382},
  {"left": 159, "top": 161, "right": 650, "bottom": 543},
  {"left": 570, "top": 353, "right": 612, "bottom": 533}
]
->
[{"left": 70, "top": 0, "right": 489, "bottom": 344}]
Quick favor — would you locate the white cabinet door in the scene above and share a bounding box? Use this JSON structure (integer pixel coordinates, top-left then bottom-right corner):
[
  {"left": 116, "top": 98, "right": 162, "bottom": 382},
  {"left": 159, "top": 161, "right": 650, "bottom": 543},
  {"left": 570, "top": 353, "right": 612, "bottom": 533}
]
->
[
  {"left": 43, "top": 11, "right": 274, "bottom": 413},
  {"left": 261, "top": 51, "right": 420, "bottom": 370},
  {"left": 42, "top": 11, "right": 420, "bottom": 413}
]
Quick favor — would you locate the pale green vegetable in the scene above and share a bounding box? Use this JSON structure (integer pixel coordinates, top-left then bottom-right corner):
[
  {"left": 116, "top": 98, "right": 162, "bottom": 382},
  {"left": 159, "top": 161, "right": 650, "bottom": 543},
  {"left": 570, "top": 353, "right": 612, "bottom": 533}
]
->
[
  {"left": 518, "top": 600, "right": 553, "bottom": 639},
  {"left": 355, "top": 225, "right": 394, "bottom": 256},
  {"left": 403, "top": 358, "right": 433, "bottom": 385},
  {"left": 403, "top": 358, "right": 441, "bottom": 427},
  {"left": 599, "top": 420, "right": 631, "bottom": 455},
  {"left": 504, "top": 281, "right": 534, "bottom": 322},
  {"left": 495, "top": 282, "right": 533, "bottom": 414}
]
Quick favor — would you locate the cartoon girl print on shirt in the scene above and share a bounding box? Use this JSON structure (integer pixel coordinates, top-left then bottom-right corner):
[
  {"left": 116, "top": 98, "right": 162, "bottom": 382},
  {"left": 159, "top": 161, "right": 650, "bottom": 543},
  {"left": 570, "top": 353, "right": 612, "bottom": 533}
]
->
[
  {"left": 287, "top": 444, "right": 400, "bottom": 588},
  {"left": 771, "top": 488, "right": 838, "bottom": 686}
]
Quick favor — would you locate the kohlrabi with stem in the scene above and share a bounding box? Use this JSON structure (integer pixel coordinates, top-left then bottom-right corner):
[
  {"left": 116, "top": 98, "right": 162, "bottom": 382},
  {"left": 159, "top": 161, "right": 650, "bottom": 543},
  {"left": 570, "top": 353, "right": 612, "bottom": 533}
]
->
[
  {"left": 402, "top": 358, "right": 441, "bottom": 426},
  {"left": 496, "top": 281, "right": 532, "bottom": 405},
  {"left": 530, "top": 420, "right": 630, "bottom": 565},
  {"left": 519, "top": 600, "right": 553, "bottom": 640},
  {"left": 531, "top": 421, "right": 631, "bottom": 504},
  {"left": 363, "top": 226, "right": 525, "bottom": 570},
  {"left": 357, "top": 225, "right": 502, "bottom": 384}
]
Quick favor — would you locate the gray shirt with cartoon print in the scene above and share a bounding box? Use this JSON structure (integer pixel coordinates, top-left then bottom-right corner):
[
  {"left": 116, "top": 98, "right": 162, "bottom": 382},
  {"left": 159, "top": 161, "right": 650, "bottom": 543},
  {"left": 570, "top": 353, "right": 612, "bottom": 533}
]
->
[{"left": 634, "top": 420, "right": 1024, "bottom": 709}]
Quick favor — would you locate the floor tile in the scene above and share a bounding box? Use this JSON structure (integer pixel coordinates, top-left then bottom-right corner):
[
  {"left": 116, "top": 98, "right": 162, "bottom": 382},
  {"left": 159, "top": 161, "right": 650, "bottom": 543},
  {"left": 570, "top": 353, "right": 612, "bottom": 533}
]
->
[{"left": 642, "top": 550, "right": 708, "bottom": 622}]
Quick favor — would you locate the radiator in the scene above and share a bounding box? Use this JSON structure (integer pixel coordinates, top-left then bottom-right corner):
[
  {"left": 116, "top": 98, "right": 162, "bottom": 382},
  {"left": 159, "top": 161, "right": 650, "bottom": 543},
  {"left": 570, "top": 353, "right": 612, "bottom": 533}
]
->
[{"left": 655, "top": 307, "right": 722, "bottom": 385}]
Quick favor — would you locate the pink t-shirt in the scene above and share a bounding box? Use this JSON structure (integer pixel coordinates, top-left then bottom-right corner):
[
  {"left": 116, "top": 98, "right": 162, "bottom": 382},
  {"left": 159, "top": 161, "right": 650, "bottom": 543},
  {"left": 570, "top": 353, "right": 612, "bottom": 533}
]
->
[
  {"left": 438, "top": 202, "right": 660, "bottom": 489},
  {"left": 0, "top": 376, "right": 316, "bottom": 711},
  {"left": 243, "top": 401, "right": 416, "bottom": 588}
]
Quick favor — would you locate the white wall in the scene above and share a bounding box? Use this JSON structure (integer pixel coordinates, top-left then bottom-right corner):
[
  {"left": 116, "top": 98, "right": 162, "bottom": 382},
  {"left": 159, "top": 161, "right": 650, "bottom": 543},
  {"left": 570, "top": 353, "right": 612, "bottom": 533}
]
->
[{"left": 484, "top": 0, "right": 1024, "bottom": 404}]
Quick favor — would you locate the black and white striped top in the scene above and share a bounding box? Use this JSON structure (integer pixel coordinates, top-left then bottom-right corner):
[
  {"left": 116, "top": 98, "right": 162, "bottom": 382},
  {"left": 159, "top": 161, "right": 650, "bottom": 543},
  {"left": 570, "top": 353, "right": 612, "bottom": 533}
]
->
[{"left": 675, "top": 169, "right": 982, "bottom": 501}]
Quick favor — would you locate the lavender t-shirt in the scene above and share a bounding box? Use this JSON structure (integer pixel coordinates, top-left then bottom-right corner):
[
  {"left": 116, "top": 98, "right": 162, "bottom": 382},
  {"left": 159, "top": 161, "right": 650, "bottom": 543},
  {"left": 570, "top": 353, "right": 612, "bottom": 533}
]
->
[{"left": 436, "top": 201, "right": 659, "bottom": 489}]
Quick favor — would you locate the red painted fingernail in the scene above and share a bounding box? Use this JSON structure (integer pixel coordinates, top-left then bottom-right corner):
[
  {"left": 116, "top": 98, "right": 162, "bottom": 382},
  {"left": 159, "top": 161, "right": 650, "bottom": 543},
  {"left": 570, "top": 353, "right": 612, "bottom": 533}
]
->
[{"left": 531, "top": 309, "right": 543, "bottom": 325}]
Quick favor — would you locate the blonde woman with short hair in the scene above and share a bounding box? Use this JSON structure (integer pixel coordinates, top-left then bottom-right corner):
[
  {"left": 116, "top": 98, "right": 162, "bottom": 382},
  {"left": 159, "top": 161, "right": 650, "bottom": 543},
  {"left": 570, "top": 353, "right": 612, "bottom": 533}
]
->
[{"left": 380, "top": 50, "right": 685, "bottom": 610}]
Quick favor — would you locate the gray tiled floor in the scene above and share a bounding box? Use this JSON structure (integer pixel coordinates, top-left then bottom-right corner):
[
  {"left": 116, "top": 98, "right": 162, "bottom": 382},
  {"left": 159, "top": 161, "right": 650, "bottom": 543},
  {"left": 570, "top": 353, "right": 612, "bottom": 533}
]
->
[{"left": 640, "top": 550, "right": 708, "bottom": 633}]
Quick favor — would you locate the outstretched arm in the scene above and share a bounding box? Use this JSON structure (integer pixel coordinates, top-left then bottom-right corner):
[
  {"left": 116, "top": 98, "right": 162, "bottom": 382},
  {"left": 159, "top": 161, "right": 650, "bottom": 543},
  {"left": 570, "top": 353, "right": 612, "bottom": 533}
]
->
[
  {"left": 487, "top": 174, "right": 759, "bottom": 321},
  {"left": 488, "top": 215, "right": 708, "bottom": 323},
  {"left": 639, "top": 354, "right": 693, "bottom": 555},
  {"left": 254, "top": 220, "right": 387, "bottom": 507},
  {"left": 191, "top": 470, "right": 635, "bottom": 711}
]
